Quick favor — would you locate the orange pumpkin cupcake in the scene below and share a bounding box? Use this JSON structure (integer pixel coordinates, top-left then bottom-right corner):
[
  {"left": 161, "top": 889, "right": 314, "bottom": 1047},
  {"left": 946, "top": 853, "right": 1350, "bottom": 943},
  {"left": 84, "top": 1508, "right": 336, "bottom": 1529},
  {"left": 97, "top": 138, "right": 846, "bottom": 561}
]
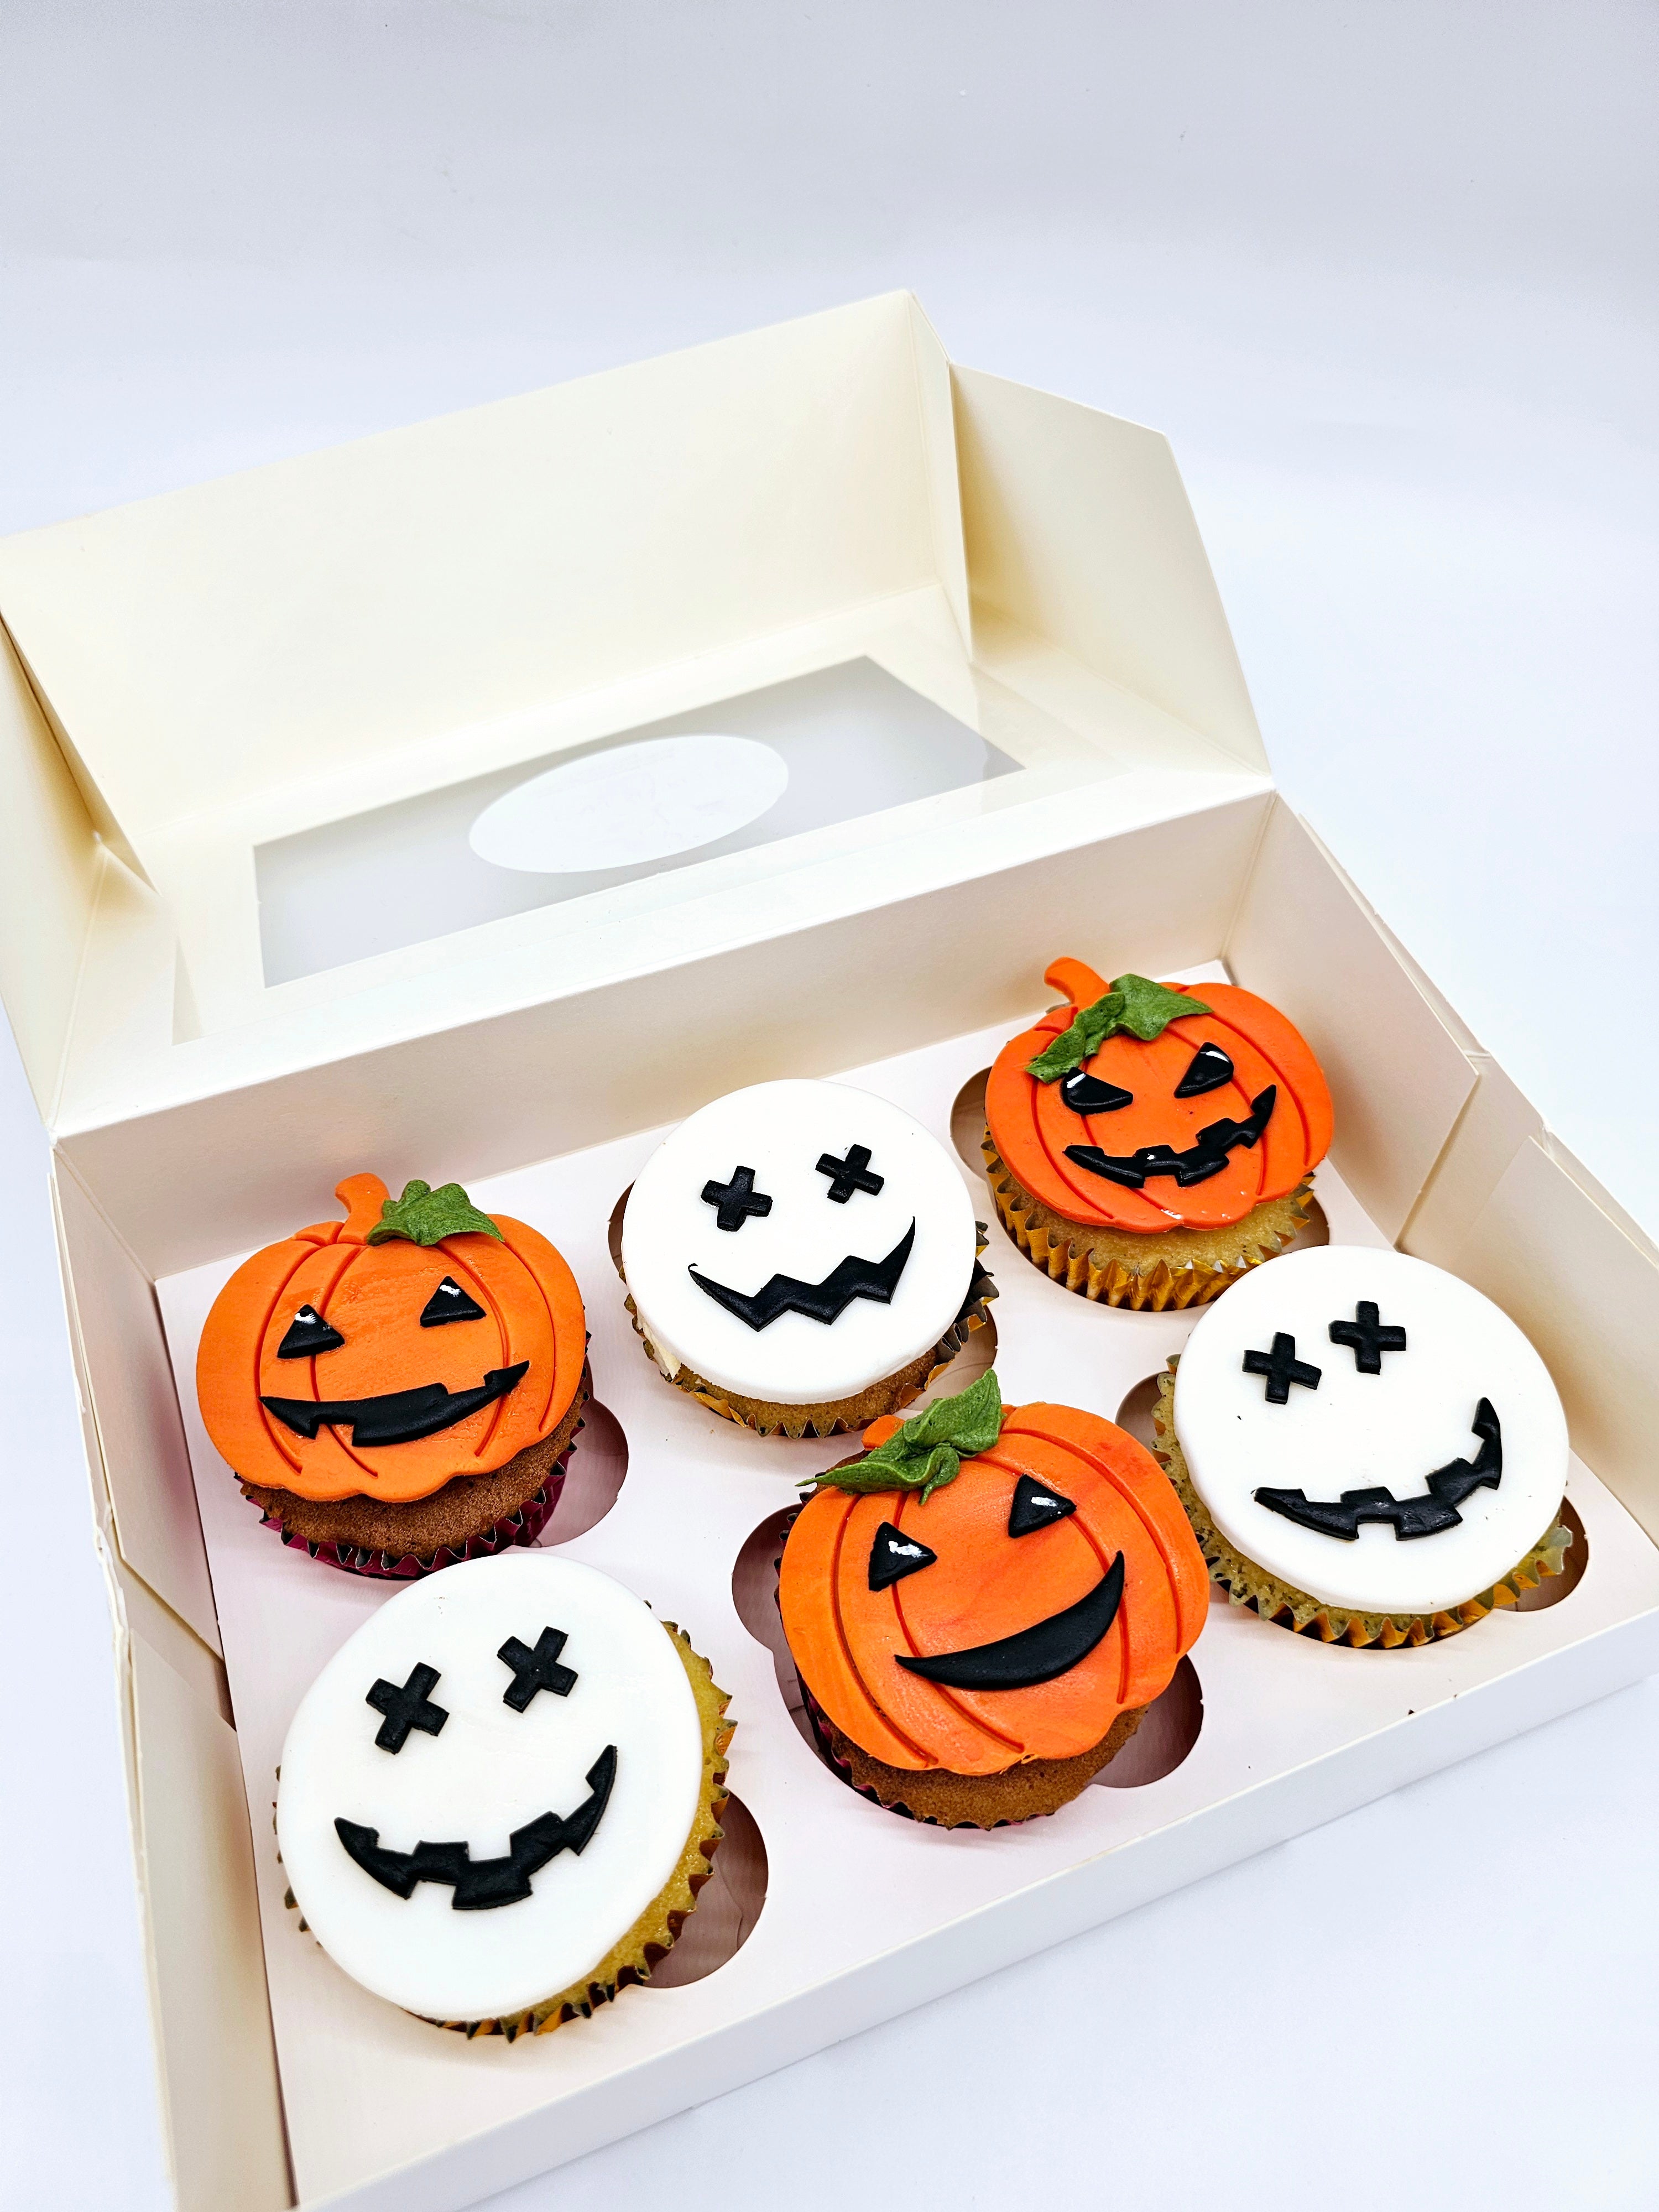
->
[
  {"left": 196, "top": 1174, "right": 588, "bottom": 1577},
  {"left": 779, "top": 1371, "right": 1208, "bottom": 1825},
  {"left": 983, "top": 958, "right": 1333, "bottom": 1311}
]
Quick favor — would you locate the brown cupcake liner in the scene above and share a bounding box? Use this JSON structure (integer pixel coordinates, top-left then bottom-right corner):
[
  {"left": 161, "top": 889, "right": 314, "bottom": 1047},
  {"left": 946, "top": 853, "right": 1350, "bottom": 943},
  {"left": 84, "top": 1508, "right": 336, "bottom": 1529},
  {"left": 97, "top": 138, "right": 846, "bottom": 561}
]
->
[
  {"left": 983, "top": 1131, "right": 1312, "bottom": 1311},
  {"left": 623, "top": 1237, "right": 998, "bottom": 1441},
  {"left": 244, "top": 1370, "right": 589, "bottom": 1579},
  {"left": 282, "top": 1624, "right": 734, "bottom": 2039},
  {"left": 796, "top": 1672, "right": 1143, "bottom": 1827},
  {"left": 1150, "top": 1363, "right": 1572, "bottom": 1647}
]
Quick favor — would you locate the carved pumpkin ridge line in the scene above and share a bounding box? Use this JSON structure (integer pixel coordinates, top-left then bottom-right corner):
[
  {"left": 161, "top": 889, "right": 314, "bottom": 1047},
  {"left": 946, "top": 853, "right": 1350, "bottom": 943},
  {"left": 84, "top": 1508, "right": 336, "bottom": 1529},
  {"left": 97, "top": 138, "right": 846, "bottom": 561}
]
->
[
  {"left": 1008, "top": 1413, "right": 1206, "bottom": 1650},
  {"left": 253, "top": 1242, "right": 320, "bottom": 1478},
  {"left": 830, "top": 1490, "right": 932, "bottom": 1770},
  {"left": 496, "top": 1220, "right": 561, "bottom": 1437},
  {"left": 891, "top": 1489, "right": 1027, "bottom": 1761}
]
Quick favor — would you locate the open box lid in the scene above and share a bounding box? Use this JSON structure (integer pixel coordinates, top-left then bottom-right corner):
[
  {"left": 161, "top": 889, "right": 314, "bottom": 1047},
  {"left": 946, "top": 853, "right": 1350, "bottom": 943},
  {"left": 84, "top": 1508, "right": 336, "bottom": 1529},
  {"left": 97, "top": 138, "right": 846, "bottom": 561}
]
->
[{"left": 0, "top": 292, "right": 1269, "bottom": 1136}]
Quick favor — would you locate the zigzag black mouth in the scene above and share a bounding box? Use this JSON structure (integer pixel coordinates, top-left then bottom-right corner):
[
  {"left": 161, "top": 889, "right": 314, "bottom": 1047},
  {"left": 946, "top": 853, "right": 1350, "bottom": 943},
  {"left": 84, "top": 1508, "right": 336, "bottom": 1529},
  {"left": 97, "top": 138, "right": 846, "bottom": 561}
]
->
[
  {"left": 335, "top": 1744, "right": 617, "bottom": 1911},
  {"left": 689, "top": 1219, "right": 915, "bottom": 1332},
  {"left": 1254, "top": 1400, "right": 1503, "bottom": 1541},
  {"left": 896, "top": 1554, "right": 1124, "bottom": 1689},
  {"left": 262, "top": 1361, "right": 529, "bottom": 1447},
  {"left": 1065, "top": 1086, "right": 1276, "bottom": 1190}
]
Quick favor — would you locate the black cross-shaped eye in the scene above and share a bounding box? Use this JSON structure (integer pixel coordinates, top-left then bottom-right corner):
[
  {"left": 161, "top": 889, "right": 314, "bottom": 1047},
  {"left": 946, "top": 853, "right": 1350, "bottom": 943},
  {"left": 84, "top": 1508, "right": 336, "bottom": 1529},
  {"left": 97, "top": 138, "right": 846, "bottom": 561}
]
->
[
  {"left": 1242, "top": 1332, "right": 1322, "bottom": 1403},
  {"left": 868, "top": 1520, "right": 938, "bottom": 1591},
  {"left": 1008, "top": 1474, "right": 1078, "bottom": 1536},
  {"left": 1173, "top": 1042, "right": 1235, "bottom": 1098},
  {"left": 276, "top": 1304, "right": 346, "bottom": 1359},
  {"left": 1328, "top": 1301, "right": 1407, "bottom": 1373},
  {"left": 419, "top": 1275, "right": 488, "bottom": 1327},
  {"left": 816, "top": 1144, "right": 884, "bottom": 1203},
  {"left": 498, "top": 1626, "right": 578, "bottom": 1710},
  {"left": 701, "top": 1165, "right": 773, "bottom": 1232},
  {"left": 1060, "top": 1068, "right": 1134, "bottom": 1114},
  {"left": 365, "top": 1661, "right": 448, "bottom": 1754}
]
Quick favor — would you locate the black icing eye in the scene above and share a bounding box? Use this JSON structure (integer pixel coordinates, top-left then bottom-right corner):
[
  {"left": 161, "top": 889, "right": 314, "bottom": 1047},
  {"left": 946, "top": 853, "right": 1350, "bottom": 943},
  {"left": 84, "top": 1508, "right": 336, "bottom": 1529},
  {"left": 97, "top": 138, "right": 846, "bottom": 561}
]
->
[
  {"left": 499, "top": 1626, "right": 578, "bottom": 1709},
  {"left": 816, "top": 1144, "right": 884, "bottom": 1203},
  {"left": 1242, "top": 1332, "right": 1322, "bottom": 1403},
  {"left": 1059, "top": 1068, "right": 1134, "bottom": 1115},
  {"left": 1008, "top": 1475, "right": 1078, "bottom": 1536},
  {"left": 1328, "top": 1302, "right": 1407, "bottom": 1373},
  {"left": 1173, "top": 1042, "right": 1235, "bottom": 1098},
  {"left": 276, "top": 1303, "right": 345, "bottom": 1359},
  {"left": 868, "top": 1520, "right": 938, "bottom": 1591},
  {"left": 701, "top": 1165, "right": 773, "bottom": 1232},
  {"left": 419, "top": 1274, "right": 488, "bottom": 1327},
  {"left": 365, "top": 1662, "right": 448, "bottom": 1754}
]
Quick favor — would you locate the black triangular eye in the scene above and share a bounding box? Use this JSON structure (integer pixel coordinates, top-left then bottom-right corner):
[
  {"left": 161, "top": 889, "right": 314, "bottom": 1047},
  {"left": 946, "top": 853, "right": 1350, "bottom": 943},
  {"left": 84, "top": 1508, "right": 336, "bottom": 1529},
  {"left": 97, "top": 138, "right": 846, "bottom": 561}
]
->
[
  {"left": 1008, "top": 1474, "right": 1078, "bottom": 1536},
  {"left": 1060, "top": 1068, "right": 1134, "bottom": 1114},
  {"left": 1173, "top": 1042, "right": 1234, "bottom": 1098},
  {"left": 868, "top": 1520, "right": 938, "bottom": 1592},
  {"left": 276, "top": 1303, "right": 346, "bottom": 1359},
  {"left": 419, "top": 1275, "right": 488, "bottom": 1327}
]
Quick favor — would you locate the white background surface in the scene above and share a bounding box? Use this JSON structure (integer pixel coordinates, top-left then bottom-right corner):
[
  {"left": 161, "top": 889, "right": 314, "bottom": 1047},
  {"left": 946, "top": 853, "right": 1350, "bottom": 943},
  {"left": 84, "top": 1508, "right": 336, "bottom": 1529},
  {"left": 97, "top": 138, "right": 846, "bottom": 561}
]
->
[{"left": 1, "top": 3, "right": 1654, "bottom": 2206}]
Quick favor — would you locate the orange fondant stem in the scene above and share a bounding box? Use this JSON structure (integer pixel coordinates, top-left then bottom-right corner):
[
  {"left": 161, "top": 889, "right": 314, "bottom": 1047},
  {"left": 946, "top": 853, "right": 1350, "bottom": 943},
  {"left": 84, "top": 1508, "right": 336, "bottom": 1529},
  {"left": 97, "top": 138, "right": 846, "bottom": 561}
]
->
[
  {"left": 334, "top": 1172, "right": 392, "bottom": 1243},
  {"left": 862, "top": 1413, "right": 904, "bottom": 1449},
  {"left": 1044, "top": 957, "right": 1108, "bottom": 1008}
]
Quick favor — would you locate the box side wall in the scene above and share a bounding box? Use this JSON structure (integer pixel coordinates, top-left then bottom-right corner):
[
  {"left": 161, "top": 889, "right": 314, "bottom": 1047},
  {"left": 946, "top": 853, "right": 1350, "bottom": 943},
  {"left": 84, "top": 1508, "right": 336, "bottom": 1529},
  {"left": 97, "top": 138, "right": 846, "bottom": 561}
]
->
[
  {"left": 55, "top": 1159, "right": 222, "bottom": 1652},
  {"left": 56, "top": 796, "right": 1271, "bottom": 1278},
  {"left": 1422, "top": 1134, "right": 1659, "bottom": 1541},
  {"left": 0, "top": 619, "right": 102, "bottom": 1119},
  {"left": 1224, "top": 799, "right": 1479, "bottom": 1238},
  {"left": 0, "top": 294, "right": 965, "bottom": 862},
  {"left": 131, "top": 1631, "right": 292, "bottom": 2212},
  {"left": 952, "top": 363, "right": 1266, "bottom": 772}
]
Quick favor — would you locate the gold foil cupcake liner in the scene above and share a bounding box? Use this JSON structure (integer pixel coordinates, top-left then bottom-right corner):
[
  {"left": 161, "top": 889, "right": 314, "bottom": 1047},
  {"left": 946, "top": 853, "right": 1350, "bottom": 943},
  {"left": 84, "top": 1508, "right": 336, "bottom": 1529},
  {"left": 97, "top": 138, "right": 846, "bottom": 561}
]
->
[
  {"left": 1151, "top": 1364, "right": 1571, "bottom": 1648},
  {"left": 283, "top": 1624, "right": 734, "bottom": 2039},
  {"left": 623, "top": 1235, "right": 998, "bottom": 1440},
  {"left": 983, "top": 1133, "right": 1311, "bottom": 1311}
]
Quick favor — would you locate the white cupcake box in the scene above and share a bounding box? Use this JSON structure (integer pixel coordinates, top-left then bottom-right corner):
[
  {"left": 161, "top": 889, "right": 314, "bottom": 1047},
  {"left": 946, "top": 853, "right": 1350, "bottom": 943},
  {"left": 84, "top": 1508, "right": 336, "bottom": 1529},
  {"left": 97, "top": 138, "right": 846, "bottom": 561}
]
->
[{"left": 2, "top": 296, "right": 1655, "bottom": 2211}]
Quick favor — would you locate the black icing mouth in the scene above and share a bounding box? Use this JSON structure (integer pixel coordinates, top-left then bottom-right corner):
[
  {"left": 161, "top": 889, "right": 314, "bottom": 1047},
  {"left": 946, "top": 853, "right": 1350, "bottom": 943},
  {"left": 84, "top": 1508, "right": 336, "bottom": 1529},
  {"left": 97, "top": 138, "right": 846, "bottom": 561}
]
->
[
  {"left": 1254, "top": 1399, "right": 1503, "bottom": 1542},
  {"left": 689, "top": 1220, "right": 915, "bottom": 1332},
  {"left": 335, "top": 1744, "right": 617, "bottom": 1911},
  {"left": 895, "top": 1553, "right": 1124, "bottom": 1690},
  {"left": 1065, "top": 1086, "right": 1276, "bottom": 1190},
  {"left": 262, "top": 1361, "right": 529, "bottom": 1447}
]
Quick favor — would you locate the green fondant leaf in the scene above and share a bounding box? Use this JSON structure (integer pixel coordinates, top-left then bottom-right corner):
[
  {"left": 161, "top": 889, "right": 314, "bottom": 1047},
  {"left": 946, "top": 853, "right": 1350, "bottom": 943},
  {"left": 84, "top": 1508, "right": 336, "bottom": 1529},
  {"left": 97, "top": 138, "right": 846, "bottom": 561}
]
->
[
  {"left": 809, "top": 1370, "right": 1004, "bottom": 1503},
  {"left": 366, "top": 1179, "right": 503, "bottom": 1246},
  {"left": 1024, "top": 973, "right": 1211, "bottom": 1081}
]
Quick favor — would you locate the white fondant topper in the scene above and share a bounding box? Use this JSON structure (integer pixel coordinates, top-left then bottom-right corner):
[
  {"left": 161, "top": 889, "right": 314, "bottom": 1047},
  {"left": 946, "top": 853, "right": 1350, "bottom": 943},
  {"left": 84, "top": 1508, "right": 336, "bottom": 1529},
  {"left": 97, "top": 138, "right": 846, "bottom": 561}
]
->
[
  {"left": 1173, "top": 1245, "right": 1568, "bottom": 1616},
  {"left": 276, "top": 1553, "right": 703, "bottom": 2023},
  {"left": 620, "top": 1078, "right": 979, "bottom": 1405}
]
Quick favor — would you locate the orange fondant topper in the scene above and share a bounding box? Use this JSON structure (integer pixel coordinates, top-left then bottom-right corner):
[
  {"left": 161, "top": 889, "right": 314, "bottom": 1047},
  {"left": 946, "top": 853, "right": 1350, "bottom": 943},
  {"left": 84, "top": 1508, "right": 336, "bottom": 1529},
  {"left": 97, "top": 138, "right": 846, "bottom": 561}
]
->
[
  {"left": 196, "top": 1173, "right": 585, "bottom": 1506},
  {"left": 985, "top": 957, "right": 1332, "bottom": 1233},
  {"left": 780, "top": 1397, "right": 1208, "bottom": 1776}
]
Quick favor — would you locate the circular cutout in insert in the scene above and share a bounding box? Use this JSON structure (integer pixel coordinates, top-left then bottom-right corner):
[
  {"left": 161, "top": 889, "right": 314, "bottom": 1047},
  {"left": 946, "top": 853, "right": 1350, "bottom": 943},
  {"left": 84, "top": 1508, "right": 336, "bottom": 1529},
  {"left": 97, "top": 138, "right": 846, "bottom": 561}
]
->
[
  {"left": 1114, "top": 1373, "right": 1163, "bottom": 1452},
  {"left": 1093, "top": 1656, "right": 1203, "bottom": 1788},
  {"left": 1511, "top": 1495, "right": 1588, "bottom": 1611},
  {"left": 608, "top": 1183, "right": 632, "bottom": 1276},
  {"left": 731, "top": 1506, "right": 816, "bottom": 1751},
  {"left": 469, "top": 735, "right": 790, "bottom": 874},
  {"left": 540, "top": 1401, "right": 629, "bottom": 1543},
  {"left": 644, "top": 1790, "right": 768, "bottom": 1987},
  {"left": 950, "top": 1067, "right": 991, "bottom": 1175}
]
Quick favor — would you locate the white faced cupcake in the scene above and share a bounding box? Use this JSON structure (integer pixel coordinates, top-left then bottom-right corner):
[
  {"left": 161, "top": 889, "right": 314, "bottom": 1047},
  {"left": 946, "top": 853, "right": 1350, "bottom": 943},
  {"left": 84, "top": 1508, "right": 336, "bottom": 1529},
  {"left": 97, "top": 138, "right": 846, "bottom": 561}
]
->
[
  {"left": 618, "top": 1078, "right": 995, "bottom": 1437},
  {"left": 1151, "top": 1245, "right": 1573, "bottom": 1647},
  {"left": 276, "top": 1553, "right": 732, "bottom": 2038}
]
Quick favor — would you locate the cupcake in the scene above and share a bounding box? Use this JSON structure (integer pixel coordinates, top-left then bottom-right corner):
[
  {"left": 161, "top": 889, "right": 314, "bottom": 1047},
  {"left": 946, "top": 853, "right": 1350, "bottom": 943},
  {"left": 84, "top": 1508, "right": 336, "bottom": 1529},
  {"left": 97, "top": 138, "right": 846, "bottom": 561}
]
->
[
  {"left": 197, "top": 1173, "right": 588, "bottom": 1575},
  {"left": 1152, "top": 1244, "right": 1573, "bottom": 1647},
  {"left": 276, "top": 1552, "right": 733, "bottom": 2038},
  {"left": 983, "top": 957, "right": 1332, "bottom": 1309},
  {"left": 618, "top": 1078, "right": 994, "bottom": 1437},
  {"left": 778, "top": 1371, "right": 1209, "bottom": 1825}
]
